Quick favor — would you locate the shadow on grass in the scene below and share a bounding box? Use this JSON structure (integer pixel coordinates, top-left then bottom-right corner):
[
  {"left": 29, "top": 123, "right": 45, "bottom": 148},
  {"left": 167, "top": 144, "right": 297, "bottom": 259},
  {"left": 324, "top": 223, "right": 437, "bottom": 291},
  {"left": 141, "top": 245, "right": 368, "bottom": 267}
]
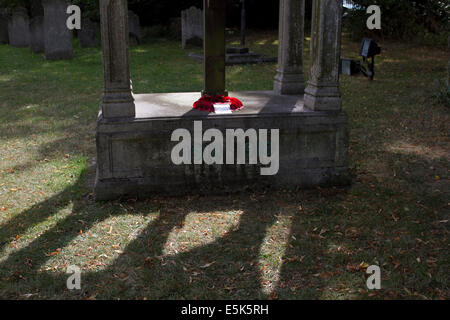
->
[
  {"left": 0, "top": 138, "right": 448, "bottom": 299},
  {"left": 0, "top": 165, "right": 315, "bottom": 299}
]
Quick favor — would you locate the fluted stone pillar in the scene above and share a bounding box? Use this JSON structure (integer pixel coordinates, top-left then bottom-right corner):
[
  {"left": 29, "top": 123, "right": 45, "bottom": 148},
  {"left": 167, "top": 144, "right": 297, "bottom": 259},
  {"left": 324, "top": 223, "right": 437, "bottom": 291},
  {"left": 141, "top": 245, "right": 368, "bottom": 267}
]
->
[
  {"left": 274, "top": 0, "right": 305, "bottom": 95},
  {"left": 202, "top": 0, "right": 227, "bottom": 97},
  {"left": 99, "top": 0, "right": 135, "bottom": 118},
  {"left": 304, "top": 0, "right": 343, "bottom": 111}
]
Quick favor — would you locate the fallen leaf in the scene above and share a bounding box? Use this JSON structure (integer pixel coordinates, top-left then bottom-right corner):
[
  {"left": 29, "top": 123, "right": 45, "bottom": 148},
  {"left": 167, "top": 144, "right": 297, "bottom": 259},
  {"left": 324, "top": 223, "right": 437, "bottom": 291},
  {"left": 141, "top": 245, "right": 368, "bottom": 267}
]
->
[
  {"left": 200, "top": 261, "right": 216, "bottom": 269},
  {"left": 359, "top": 261, "right": 370, "bottom": 269}
]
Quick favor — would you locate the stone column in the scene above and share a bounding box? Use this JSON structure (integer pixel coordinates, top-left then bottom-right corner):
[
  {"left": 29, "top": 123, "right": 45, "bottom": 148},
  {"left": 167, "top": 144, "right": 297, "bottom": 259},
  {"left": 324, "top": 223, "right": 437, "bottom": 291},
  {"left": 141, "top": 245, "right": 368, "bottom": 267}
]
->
[
  {"left": 42, "top": 0, "right": 73, "bottom": 60},
  {"left": 202, "top": 0, "right": 227, "bottom": 96},
  {"left": 274, "top": 0, "right": 305, "bottom": 95},
  {"left": 240, "top": 0, "right": 246, "bottom": 47},
  {"left": 304, "top": 0, "right": 343, "bottom": 111},
  {"left": 99, "top": 0, "right": 135, "bottom": 118}
]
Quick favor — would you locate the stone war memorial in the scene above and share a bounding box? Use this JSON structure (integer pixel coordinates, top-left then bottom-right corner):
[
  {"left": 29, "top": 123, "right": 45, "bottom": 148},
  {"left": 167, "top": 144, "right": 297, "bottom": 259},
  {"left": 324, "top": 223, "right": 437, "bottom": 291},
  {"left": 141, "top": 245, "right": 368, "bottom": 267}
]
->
[{"left": 95, "top": 0, "right": 350, "bottom": 200}]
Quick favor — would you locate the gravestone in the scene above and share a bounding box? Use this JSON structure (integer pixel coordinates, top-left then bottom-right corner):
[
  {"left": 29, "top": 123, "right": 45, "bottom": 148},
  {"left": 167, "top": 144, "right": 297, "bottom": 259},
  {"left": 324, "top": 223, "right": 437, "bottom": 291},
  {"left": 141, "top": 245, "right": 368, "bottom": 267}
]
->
[
  {"left": 78, "top": 17, "right": 99, "bottom": 48},
  {"left": 128, "top": 11, "right": 141, "bottom": 46},
  {"left": 29, "top": 16, "right": 44, "bottom": 53},
  {"left": 8, "top": 7, "right": 30, "bottom": 47},
  {"left": 181, "top": 6, "right": 203, "bottom": 49},
  {"left": 42, "top": 0, "right": 73, "bottom": 60},
  {"left": 0, "top": 9, "right": 8, "bottom": 44}
]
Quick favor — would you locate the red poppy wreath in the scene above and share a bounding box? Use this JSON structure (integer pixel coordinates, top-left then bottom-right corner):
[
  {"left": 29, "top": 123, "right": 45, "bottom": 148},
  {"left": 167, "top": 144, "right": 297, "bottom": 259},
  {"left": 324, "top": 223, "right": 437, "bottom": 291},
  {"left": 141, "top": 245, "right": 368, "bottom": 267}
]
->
[{"left": 193, "top": 95, "right": 244, "bottom": 113}]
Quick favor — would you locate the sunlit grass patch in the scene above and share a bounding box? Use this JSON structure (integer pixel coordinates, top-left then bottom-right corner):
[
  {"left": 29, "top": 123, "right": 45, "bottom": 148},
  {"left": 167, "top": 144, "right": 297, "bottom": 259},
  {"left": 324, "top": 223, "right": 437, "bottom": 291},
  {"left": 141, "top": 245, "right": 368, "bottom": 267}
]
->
[{"left": 163, "top": 210, "right": 243, "bottom": 256}]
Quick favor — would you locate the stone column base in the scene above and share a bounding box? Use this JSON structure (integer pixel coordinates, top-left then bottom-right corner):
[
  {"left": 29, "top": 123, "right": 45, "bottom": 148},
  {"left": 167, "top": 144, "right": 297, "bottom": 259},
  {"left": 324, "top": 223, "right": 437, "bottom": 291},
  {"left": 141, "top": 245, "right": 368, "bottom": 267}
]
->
[
  {"left": 304, "top": 83, "right": 342, "bottom": 111},
  {"left": 274, "top": 71, "right": 305, "bottom": 95}
]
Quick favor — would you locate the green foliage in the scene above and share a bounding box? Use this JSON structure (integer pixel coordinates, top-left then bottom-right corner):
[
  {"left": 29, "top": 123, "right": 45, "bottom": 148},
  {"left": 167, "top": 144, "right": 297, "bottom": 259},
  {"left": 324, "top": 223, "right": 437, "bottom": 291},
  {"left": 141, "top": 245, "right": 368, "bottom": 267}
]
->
[
  {"left": 72, "top": 0, "right": 99, "bottom": 20},
  {"left": 0, "top": 0, "right": 28, "bottom": 10}
]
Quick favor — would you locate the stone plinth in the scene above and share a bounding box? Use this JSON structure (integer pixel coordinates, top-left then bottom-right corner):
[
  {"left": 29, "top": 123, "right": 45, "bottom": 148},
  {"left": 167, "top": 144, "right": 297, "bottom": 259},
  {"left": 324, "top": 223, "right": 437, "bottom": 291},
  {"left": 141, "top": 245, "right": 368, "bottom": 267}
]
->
[
  {"left": 8, "top": 7, "right": 30, "bottom": 47},
  {"left": 188, "top": 52, "right": 277, "bottom": 66},
  {"left": 42, "top": 0, "right": 73, "bottom": 60},
  {"left": 94, "top": 91, "right": 349, "bottom": 200}
]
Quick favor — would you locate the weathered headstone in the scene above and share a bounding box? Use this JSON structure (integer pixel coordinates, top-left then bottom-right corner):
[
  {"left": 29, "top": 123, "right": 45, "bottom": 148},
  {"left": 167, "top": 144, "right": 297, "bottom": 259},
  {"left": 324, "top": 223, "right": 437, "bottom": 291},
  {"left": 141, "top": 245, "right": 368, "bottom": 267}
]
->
[
  {"left": 29, "top": 16, "right": 44, "bottom": 53},
  {"left": 8, "top": 7, "right": 30, "bottom": 47},
  {"left": 181, "top": 6, "right": 203, "bottom": 49},
  {"left": 42, "top": 0, "right": 73, "bottom": 60},
  {"left": 128, "top": 11, "right": 142, "bottom": 46},
  {"left": 0, "top": 9, "right": 9, "bottom": 44},
  {"left": 78, "top": 17, "right": 99, "bottom": 48}
]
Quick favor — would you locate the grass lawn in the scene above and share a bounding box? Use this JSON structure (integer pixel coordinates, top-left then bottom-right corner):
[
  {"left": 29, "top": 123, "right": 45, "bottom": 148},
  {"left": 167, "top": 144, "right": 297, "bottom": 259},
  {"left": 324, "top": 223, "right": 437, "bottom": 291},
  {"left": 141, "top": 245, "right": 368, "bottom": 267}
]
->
[{"left": 0, "top": 30, "right": 448, "bottom": 300}]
